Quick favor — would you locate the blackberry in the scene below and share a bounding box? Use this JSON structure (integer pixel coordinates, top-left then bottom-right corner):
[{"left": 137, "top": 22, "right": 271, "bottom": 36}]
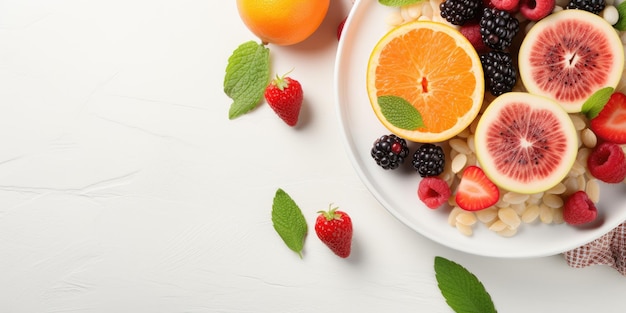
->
[
  {"left": 479, "top": 8, "right": 519, "bottom": 51},
  {"left": 566, "top": 0, "right": 605, "bottom": 14},
  {"left": 439, "top": 0, "right": 482, "bottom": 25},
  {"left": 480, "top": 51, "right": 517, "bottom": 96},
  {"left": 371, "top": 134, "right": 410, "bottom": 170},
  {"left": 412, "top": 144, "right": 445, "bottom": 177}
]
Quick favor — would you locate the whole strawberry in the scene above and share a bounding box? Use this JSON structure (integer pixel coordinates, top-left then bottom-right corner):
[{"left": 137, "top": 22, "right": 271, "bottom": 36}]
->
[
  {"left": 264, "top": 73, "right": 303, "bottom": 126},
  {"left": 315, "top": 206, "right": 353, "bottom": 258}
]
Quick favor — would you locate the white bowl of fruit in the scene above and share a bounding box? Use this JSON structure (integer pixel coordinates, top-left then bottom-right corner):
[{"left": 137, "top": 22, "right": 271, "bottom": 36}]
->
[{"left": 335, "top": 0, "right": 626, "bottom": 257}]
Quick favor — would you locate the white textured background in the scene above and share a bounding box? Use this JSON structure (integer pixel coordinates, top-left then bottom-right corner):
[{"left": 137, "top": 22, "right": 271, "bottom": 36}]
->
[{"left": 1, "top": 0, "right": 625, "bottom": 312}]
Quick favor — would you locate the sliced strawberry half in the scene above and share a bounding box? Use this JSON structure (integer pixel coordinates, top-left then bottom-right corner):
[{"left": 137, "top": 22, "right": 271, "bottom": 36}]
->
[
  {"left": 455, "top": 166, "right": 500, "bottom": 211},
  {"left": 590, "top": 91, "right": 626, "bottom": 144}
]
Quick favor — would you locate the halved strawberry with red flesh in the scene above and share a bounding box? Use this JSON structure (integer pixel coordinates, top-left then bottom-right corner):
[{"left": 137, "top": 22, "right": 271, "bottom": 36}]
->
[
  {"left": 590, "top": 92, "right": 626, "bottom": 144},
  {"left": 455, "top": 166, "right": 500, "bottom": 211}
]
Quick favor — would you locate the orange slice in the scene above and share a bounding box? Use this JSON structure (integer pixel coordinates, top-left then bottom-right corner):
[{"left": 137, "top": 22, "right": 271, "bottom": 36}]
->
[{"left": 366, "top": 21, "right": 484, "bottom": 143}]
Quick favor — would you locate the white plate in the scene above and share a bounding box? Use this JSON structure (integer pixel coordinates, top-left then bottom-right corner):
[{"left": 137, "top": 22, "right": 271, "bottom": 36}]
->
[{"left": 334, "top": 0, "right": 626, "bottom": 258}]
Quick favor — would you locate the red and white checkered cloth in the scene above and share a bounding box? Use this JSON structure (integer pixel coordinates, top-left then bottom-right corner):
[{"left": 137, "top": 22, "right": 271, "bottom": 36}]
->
[{"left": 564, "top": 222, "right": 626, "bottom": 275}]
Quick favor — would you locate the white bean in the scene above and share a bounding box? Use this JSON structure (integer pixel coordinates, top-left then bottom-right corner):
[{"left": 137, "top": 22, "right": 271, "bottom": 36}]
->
[
  {"left": 407, "top": 3, "right": 422, "bottom": 20},
  {"left": 522, "top": 204, "right": 540, "bottom": 223},
  {"left": 552, "top": 207, "right": 565, "bottom": 224},
  {"left": 602, "top": 5, "right": 620, "bottom": 25},
  {"left": 498, "top": 207, "right": 521, "bottom": 228},
  {"left": 467, "top": 135, "right": 476, "bottom": 153},
  {"left": 570, "top": 114, "right": 587, "bottom": 131},
  {"left": 577, "top": 175, "right": 587, "bottom": 192},
  {"left": 456, "top": 211, "right": 477, "bottom": 226},
  {"left": 577, "top": 148, "right": 591, "bottom": 165},
  {"left": 448, "top": 206, "right": 462, "bottom": 226},
  {"left": 568, "top": 160, "right": 586, "bottom": 177},
  {"left": 386, "top": 12, "right": 404, "bottom": 26},
  {"left": 451, "top": 153, "right": 468, "bottom": 173},
  {"left": 539, "top": 204, "right": 554, "bottom": 224},
  {"left": 546, "top": 183, "right": 566, "bottom": 195},
  {"left": 543, "top": 194, "right": 564, "bottom": 208},
  {"left": 456, "top": 127, "right": 470, "bottom": 138},
  {"left": 456, "top": 221, "right": 473, "bottom": 236},
  {"left": 476, "top": 207, "right": 498, "bottom": 223},
  {"left": 429, "top": 0, "right": 442, "bottom": 14},
  {"left": 489, "top": 220, "right": 508, "bottom": 232},
  {"left": 497, "top": 226, "right": 518, "bottom": 237},
  {"left": 581, "top": 128, "right": 597, "bottom": 148},
  {"left": 563, "top": 176, "right": 580, "bottom": 195},
  {"left": 511, "top": 202, "right": 527, "bottom": 215},
  {"left": 449, "top": 138, "right": 472, "bottom": 155},
  {"left": 400, "top": 6, "right": 412, "bottom": 22},
  {"left": 502, "top": 191, "right": 529, "bottom": 204},
  {"left": 421, "top": 3, "right": 433, "bottom": 18}
]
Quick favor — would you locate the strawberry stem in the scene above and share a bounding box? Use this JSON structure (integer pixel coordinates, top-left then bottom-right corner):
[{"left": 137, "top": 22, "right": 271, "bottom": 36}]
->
[
  {"left": 318, "top": 204, "right": 342, "bottom": 221},
  {"left": 272, "top": 68, "right": 295, "bottom": 91}
]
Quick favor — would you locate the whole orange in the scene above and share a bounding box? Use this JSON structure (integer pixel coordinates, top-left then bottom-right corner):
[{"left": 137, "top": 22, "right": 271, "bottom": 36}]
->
[{"left": 236, "top": 0, "right": 330, "bottom": 46}]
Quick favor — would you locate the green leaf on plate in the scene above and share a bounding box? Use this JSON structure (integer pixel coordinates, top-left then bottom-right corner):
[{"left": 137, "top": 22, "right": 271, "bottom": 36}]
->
[
  {"left": 379, "top": 0, "right": 425, "bottom": 6},
  {"left": 378, "top": 95, "right": 424, "bottom": 130},
  {"left": 581, "top": 87, "right": 614, "bottom": 119},
  {"left": 615, "top": 2, "right": 626, "bottom": 31},
  {"left": 434, "top": 256, "right": 497, "bottom": 313},
  {"left": 272, "top": 188, "right": 308, "bottom": 258},
  {"left": 224, "top": 40, "right": 270, "bottom": 119}
]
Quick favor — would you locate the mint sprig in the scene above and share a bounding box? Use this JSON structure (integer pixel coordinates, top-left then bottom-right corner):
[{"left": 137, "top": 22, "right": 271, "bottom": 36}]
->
[
  {"left": 224, "top": 41, "right": 270, "bottom": 119},
  {"left": 581, "top": 87, "right": 613, "bottom": 119},
  {"left": 378, "top": 95, "right": 424, "bottom": 130},
  {"left": 379, "top": 0, "right": 425, "bottom": 6},
  {"left": 272, "top": 188, "right": 308, "bottom": 258},
  {"left": 435, "top": 256, "right": 497, "bottom": 313}
]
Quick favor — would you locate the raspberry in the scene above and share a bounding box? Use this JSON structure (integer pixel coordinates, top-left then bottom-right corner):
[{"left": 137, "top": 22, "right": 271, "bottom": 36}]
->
[
  {"left": 412, "top": 144, "right": 446, "bottom": 177},
  {"left": 479, "top": 8, "right": 520, "bottom": 51},
  {"left": 418, "top": 177, "right": 452, "bottom": 209},
  {"left": 566, "top": 0, "right": 605, "bottom": 14},
  {"left": 563, "top": 191, "right": 598, "bottom": 225},
  {"left": 480, "top": 50, "right": 517, "bottom": 96},
  {"left": 587, "top": 141, "right": 626, "bottom": 183},
  {"left": 440, "top": 0, "right": 483, "bottom": 25},
  {"left": 519, "top": 0, "right": 555, "bottom": 21},
  {"left": 488, "top": 0, "right": 520, "bottom": 11},
  {"left": 371, "top": 134, "right": 410, "bottom": 170}
]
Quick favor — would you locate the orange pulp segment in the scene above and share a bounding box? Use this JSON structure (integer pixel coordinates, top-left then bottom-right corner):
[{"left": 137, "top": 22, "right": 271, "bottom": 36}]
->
[{"left": 366, "top": 21, "right": 484, "bottom": 143}]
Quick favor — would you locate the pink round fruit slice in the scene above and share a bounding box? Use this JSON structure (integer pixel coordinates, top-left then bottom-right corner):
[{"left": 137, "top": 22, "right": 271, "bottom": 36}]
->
[
  {"left": 518, "top": 9, "right": 624, "bottom": 113},
  {"left": 474, "top": 92, "right": 578, "bottom": 194}
]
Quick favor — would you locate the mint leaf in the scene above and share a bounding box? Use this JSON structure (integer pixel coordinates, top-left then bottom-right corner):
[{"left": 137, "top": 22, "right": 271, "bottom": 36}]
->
[
  {"left": 434, "top": 256, "right": 497, "bottom": 313},
  {"left": 581, "top": 87, "right": 614, "bottom": 119},
  {"left": 379, "top": 0, "right": 425, "bottom": 6},
  {"left": 224, "top": 41, "right": 270, "bottom": 119},
  {"left": 616, "top": 2, "right": 626, "bottom": 31},
  {"left": 272, "top": 189, "right": 307, "bottom": 258},
  {"left": 378, "top": 95, "right": 424, "bottom": 130}
]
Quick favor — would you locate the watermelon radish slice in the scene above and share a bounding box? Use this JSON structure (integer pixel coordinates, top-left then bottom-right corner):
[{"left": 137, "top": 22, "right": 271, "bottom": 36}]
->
[
  {"left": 474, "top": 92, "right": 578, "bottom": 194},
  {"left": 518, "top": 9, "right": 624, "bottom": 113}
]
